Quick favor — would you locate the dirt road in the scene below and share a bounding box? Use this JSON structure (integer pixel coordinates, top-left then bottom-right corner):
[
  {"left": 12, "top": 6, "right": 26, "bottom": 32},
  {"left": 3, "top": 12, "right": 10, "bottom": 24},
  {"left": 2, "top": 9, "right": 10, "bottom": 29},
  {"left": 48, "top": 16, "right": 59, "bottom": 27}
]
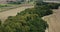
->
[
  {"left": 0, "top": 6, "right": 34, "bottom": 21},
  {"left": 43, "top": 8, "right": 60, "bottom": 32}
]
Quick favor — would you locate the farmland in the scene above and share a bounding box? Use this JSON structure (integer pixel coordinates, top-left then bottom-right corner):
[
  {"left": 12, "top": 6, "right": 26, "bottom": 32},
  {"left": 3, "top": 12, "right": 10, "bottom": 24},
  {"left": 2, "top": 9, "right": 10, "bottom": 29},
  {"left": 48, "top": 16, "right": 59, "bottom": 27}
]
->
[{"left": 0, "top": 4, "right": 21, "bottom": 12}]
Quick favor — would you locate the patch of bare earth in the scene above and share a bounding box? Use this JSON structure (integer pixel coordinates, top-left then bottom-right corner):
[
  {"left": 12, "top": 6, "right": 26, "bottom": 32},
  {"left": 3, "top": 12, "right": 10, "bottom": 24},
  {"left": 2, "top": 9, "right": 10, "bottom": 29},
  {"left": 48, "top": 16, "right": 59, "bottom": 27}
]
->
[{"left": 42, "top": 8, "right": 60, "bottom": 32}]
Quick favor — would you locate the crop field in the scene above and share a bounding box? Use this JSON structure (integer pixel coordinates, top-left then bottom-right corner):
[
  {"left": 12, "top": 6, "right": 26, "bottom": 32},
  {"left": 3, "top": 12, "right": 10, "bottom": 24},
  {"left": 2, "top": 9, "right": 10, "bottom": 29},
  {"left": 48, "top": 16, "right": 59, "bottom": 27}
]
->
[{"left": 0, "top": 4, "right": 21, "bottom": 12}]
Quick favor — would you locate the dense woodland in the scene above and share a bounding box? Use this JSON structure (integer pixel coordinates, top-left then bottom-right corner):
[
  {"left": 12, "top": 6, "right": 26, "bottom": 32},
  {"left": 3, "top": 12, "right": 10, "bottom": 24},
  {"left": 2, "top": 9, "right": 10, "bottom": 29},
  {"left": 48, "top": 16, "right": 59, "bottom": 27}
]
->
[{"left": 0, "top": 1, "right": 60, "bottom": 32}]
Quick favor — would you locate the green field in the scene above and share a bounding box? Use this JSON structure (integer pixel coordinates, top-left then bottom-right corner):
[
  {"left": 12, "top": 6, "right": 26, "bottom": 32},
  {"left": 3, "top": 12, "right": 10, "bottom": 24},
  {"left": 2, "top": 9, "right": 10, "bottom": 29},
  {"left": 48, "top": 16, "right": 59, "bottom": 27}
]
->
[{"left": 0, "top": 4, "right": 21, "bottom": 12}]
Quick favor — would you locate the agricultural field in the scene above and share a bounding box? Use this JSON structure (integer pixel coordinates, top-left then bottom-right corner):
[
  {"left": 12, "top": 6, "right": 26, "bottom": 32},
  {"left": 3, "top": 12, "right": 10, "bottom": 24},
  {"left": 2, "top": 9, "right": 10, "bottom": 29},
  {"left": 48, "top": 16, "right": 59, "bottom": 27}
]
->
[{"left": 0, "top": 4, "right": 21, "bottom": 12}]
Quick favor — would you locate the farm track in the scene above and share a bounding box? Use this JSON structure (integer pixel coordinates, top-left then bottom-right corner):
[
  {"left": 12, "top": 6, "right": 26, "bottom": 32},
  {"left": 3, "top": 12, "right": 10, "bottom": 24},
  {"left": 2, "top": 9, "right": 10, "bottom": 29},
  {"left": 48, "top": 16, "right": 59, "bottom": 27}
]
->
[
  {"left": 43, "top": 8, "right": 60, "bottom": 32},
  {"left": 0, "top": 5, "right": 34, "bottom": 22}
]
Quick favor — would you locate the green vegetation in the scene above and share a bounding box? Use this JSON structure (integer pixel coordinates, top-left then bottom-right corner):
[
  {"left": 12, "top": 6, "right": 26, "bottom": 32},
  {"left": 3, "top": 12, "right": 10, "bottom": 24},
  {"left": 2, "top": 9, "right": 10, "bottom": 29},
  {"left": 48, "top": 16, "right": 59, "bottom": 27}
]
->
[
  {"left": 0, "top": 4, "right": 21, "bottom": 12},
  {"left": 0, "top": 8, "right": 49, "bottom": 32},
  {"left": 36, "top": 2, "right": 60, "bottom": 9},
  {"left": 0, "top": 14, "right": 48, "bottom": 32},
  {"left": 0, "top": 20, "right": 1, "bottom": 26},
  {"left": 1, "top": 1, "right": 60, "bottom": 32},
  {"left": 0, "top": 4, "right": 12, "bottom": 7},
  {"left": 0, "top": 4, "right": 9, "bottom": 7},
  {"left": 8, "top": 0, "right": 35, "bottom": 4},
  {"left": 8, "top": 1, "right": 21, "bottom": 4}
]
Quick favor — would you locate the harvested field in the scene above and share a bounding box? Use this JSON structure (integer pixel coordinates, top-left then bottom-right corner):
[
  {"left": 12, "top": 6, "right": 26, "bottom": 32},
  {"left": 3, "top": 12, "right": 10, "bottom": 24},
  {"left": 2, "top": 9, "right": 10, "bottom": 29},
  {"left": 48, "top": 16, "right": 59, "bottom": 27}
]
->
[{"left": 43, "top": 8, "right": 60, "bottom": 32}]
